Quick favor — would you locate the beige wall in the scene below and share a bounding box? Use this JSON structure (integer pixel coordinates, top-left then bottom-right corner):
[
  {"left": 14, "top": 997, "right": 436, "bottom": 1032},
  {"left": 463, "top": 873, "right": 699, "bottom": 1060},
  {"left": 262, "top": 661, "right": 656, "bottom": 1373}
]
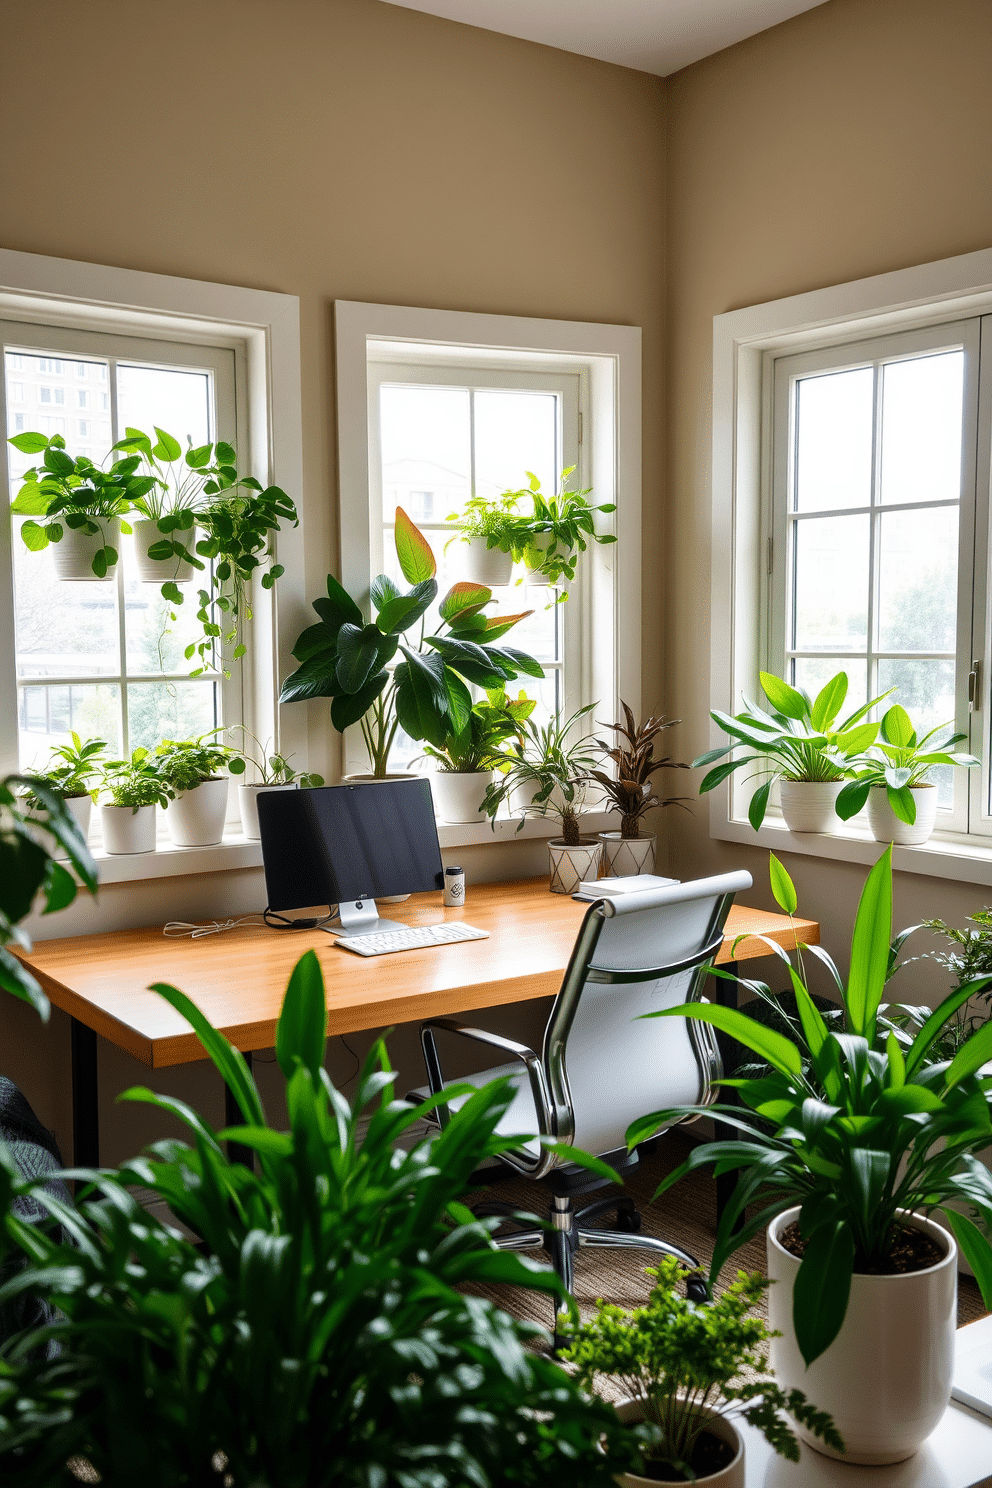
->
[{"left": 666, "top": 0, "right": 992, "bottom": 994}]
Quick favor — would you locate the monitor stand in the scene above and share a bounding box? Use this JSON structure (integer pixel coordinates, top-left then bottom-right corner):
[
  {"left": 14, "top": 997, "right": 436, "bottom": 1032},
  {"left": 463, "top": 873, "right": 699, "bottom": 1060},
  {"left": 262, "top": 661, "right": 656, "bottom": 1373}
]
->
[{"left": 330, "top": 898, "right": 406, "bottom": 940}]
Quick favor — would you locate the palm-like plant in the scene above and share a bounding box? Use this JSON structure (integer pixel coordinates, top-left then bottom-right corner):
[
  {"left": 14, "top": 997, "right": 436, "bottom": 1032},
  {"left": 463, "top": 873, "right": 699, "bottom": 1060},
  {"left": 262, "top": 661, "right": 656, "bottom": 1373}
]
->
[
  {"left": 585, "top": 703, "right": 689, "bottom": 839},
  {"left": 481, "top": 705, "right": 599, "bottom": 844}
]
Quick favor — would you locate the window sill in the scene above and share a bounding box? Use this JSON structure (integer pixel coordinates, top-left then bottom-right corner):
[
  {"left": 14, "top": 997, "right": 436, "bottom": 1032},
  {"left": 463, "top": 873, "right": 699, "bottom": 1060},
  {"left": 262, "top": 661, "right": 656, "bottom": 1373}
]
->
[{"left": 715, "top": 812, "right": 992, "bottom": 887}]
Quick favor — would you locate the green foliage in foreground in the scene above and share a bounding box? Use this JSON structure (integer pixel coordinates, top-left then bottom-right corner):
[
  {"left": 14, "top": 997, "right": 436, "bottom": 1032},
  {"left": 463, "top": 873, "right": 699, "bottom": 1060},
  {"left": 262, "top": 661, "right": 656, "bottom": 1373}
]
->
[{"left": 0, "top": 951, "right": 635, "bottom": 1487}]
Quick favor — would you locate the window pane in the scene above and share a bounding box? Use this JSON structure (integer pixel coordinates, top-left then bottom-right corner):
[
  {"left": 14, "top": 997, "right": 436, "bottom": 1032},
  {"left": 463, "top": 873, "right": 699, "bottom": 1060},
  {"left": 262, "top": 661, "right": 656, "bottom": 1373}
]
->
[
  {"left": 126, "top": 680, "right": 218, "bottom": 752},
  {"left": 795, "top": 367, "right": 873, "bottom": 512},
  {"left": 122, "top": 533, "right": 211, "bottom": 674},
  {"left": 117, "top": 364, "right": 211, "bottom": 445},
  {"left": 13, "top": 528, "right": 120, "bottom": 678},
  {"left": 880, "top": 352, "right": 964, "bottom": 505},
  {"left": 380, "top": 386, "right": 471, "bottom": 524},
  {"left": 5, "top": 353, "right": 112, "bottom": 480},
  {"left": 877, "top": 507, "right": 958, "bottom": 654},
  {"left": 876, "top": 657, "right": 957, "bottom": 808},
  {"left": 17, "top": 683, "right": 121, "bottom": 768},
  {"left": 474, "top": 390, "right": 557, "bottom": 500},
  {"left": 793, "top": 514, "right": 870, "bottom": 650}
]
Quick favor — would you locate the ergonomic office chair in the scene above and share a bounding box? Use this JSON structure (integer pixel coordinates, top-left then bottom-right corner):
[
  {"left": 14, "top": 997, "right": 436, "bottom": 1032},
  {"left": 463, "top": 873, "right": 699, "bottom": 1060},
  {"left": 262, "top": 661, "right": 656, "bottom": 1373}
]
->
[{"left": 419, "top": 871, "right": 752, "bottom": 1341}]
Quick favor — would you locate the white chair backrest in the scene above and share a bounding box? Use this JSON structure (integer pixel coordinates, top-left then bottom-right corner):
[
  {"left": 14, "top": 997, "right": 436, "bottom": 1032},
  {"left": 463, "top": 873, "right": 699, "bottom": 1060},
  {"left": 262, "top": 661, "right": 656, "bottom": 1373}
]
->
[{"left": 543, "top": 872, "right": 752, "bottom": 1156}]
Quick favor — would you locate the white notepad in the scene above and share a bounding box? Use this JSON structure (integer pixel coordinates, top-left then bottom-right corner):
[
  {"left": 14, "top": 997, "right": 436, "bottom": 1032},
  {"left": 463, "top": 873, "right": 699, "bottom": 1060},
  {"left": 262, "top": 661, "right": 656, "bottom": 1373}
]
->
[{"left": 574, "top": 874, "right": 679, "bottom": 901}]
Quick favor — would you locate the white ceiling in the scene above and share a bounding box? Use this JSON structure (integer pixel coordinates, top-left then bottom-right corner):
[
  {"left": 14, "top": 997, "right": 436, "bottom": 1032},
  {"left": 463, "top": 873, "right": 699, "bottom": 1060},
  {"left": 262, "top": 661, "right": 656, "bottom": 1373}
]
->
[{"left": 378, "top": 0, "right": 830, "bottom": 77}]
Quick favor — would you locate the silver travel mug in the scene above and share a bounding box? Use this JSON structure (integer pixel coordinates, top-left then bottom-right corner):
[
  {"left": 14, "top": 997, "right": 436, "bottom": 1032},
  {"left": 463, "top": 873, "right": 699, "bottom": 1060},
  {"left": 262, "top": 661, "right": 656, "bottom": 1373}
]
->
[{"left": 443, "top": 866, "right": 465, "bottom": 907}]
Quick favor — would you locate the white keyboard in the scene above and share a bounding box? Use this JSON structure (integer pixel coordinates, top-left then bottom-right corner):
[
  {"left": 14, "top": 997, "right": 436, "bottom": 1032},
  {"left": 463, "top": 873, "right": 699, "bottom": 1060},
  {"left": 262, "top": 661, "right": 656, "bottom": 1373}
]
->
[{"left": 337, "top": 922, "right": 490, "bottom": 957}]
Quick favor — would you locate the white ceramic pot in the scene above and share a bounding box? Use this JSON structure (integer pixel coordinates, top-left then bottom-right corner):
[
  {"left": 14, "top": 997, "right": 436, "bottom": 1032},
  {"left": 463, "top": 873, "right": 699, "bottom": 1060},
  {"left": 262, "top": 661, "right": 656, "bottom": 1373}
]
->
[
  {"left": 429, "top": 770, "right": 494, "bottom": 824},
  {"left": 778, "top": 779, "right": 843, "bottom": 833},
  {"left": 867, "top": 784, "right": 939, "bottom": 846},
  {"left": 613, "top": 1399, "right": 744, "bottom": 1488},
  {"left": 101, "top": 802, "right": 157, "bottom": 855},
  {"left": 548, "top": 837, "right": 601, "bottom": 894},
  {"left": 767, "top": 1205, "right": 956, "bottom": 1465},
  {"left": 55, "top": 793, "right": 92, "bottom": 858},
  {"left": 133, "top": 518, "right": 199, "bottom": 584},
  {"left": 238, "top": 781, "right": 298, "bottom": 840},
  {"left": 509, "top": 778, "right": 544, "bottom": 816},
  {"left": 51, "top": 519, "right": 120, "bottom": 581},
  {"left": 457, "top": 537, "right": 513, "bottom": 587},
  {"left": 165, "top": 777, "right": 230, "bottom": 847},
  {"left": 599, "top": 831, "right": 656, "bottom": 877},
  {"left": 522, "top": 531, "right": 553, "bottom": 584}
]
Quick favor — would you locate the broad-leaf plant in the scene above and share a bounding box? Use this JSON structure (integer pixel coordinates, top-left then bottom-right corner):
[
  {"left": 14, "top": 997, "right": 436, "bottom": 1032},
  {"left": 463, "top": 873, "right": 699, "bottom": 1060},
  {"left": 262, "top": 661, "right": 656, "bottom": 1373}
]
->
[{"left": 835, "top": 701, "right": 978, "bottom": 825}]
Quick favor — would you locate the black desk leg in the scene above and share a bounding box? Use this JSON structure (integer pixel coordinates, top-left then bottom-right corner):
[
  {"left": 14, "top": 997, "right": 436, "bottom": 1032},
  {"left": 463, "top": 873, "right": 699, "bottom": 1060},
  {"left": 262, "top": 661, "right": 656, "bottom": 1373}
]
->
[
  {"left": 71, "top": 1017, "right": 99, "bottom": 1172},
  {"left": 224, "top": 1053, "right": 255, "bottom": 1169},
  {"left": 713, "top": 962, "right": 741, "bottom": 1229}
]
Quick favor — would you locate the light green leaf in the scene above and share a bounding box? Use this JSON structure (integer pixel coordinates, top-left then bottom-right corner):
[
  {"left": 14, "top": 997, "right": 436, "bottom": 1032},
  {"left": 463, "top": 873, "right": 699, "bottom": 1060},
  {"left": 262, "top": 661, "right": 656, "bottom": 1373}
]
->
[
  {"left": 846, "top": 844, "right": 892, "bottom": 1039},
  {"left": 759, "top": 672, "right": 808, "bottom": 720},
  {"left": 648, "top": 1003, "right": 803, "bottom": 1079},
  {"left": 769, "top": 853, "right": 797, "bottom": 915},
  {"left": 810, "top": 672, "right": 848, "bottom": 731}
]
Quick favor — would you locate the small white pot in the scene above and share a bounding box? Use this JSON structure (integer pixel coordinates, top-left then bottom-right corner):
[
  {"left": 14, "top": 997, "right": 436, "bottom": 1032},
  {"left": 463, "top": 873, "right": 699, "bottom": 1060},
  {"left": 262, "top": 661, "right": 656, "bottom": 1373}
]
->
[
  {"left": 867, "top": 784, "right": 939, "bottom": 846},
  {"left": 55, "top": 794, "right": 92, "bottom": 858},
  {"left": 613, "top": 1399, "right": 743, "bottom": 1487},
  {"left": 778, "top": 778, "right": 843, "bottom": 833},
  {"left": 767, "top": 1205, "right": 956, "bottom": 1465},
  {"left": 429, "top": 770, "right": 494, "bottom": 824},
  {"left": 237, "top": 781, "right": 298, "bottom": 840},
  {"left": 51, "top": 519, "right": 121, "bottom": 581},
  {"left": 165, "top": 777, "right": 230, "bottom": 847},
  {"left": 599, "top": 831, "right": 656, "bottom": 877},
  {"left": 133, "top": 518, "right": 199, "bottom": 584},
  {"left": 548, "top": 837, "right": 601, "bottom": 894},
  {"left": 456, "top": 537, "right": 513, "bottom": 587},
  {"left": 101, "top": 802, "right": 157, "bottom": 855}
]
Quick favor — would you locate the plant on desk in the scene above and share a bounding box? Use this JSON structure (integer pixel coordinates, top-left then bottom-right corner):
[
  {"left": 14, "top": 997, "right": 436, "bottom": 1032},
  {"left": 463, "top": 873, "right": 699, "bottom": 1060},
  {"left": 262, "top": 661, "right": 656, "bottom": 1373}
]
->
[
  {"left": 98, "top": 749, "right": 173, "bottom": 856},
  {"left": 586, "top": 704, "right": 689, "bottom": 878},
  {"left": 154, "top": 730, "right": 237, "bottom": 849},
  {"left": 0, "top": 951, "right": 636, "bottom": 1487}
]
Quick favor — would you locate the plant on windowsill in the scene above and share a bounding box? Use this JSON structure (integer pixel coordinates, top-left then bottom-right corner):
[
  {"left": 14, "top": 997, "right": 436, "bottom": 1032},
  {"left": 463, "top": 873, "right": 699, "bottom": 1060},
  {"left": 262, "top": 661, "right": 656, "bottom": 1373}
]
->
[
  {"left": 279, "top": 508, "right": 544, "bottom": 778},
  {"left": 20, "top": 734, "right": 108, "bottom": 853},
  {"left": 98, "top": 750, "right": 173, "bottom": 856},
  {"left": 0, "top": 952, "right": 637, "bottom": 1487},
  {"left": 625, "top": 848, "right": 992, "bottom": 1465},
  {"left": 694, "top": 670, "right": 890, "bottom": 834},
  {"left": 7, "top": 431, "right": 156, "bottom": 581},
  {"left": 585, "top": 704, "right": 689, "bottom": 878},
  {"left": 225, "top": 727, "right": 325, "bottom": 840},
  {"left": 154, "top": 732, "right": 237, "bottom": 849},
  {"left": 560, "top": 1256, "right": 840, "bottom": 1486},
  {"left": 420, "top": 690, "right": 536, "bottom": 824},
  {"left": 834, "top": 702, "right": 978, "bottom": 846}
]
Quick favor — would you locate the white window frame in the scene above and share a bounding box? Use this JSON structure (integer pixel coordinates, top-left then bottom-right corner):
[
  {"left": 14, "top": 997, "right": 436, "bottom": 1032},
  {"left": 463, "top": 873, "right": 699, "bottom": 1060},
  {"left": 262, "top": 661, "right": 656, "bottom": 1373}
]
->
[
  {"left": 711, "top": 246, "right": 992, "bottom": 885},
  {"left": 335, "top": 301, "right": 641, "bottom": 798},
  {"left": 0, "top": 248, "right": 306, "bottom": 883}
]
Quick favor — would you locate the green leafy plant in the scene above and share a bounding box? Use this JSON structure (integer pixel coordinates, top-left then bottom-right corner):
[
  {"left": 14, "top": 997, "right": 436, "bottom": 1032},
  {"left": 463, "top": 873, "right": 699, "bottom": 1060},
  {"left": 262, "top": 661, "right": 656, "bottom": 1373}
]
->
[
  {"left": 99, "top": 749, "right": 173, "bottom": 811},
  {"left": 627, "top": 847, "right": 992, "bottom": 1367},
  {"left": 585, "top": 703, "right": 689, "bottom": 840},
  {"left": 21, "top": 734, "right": 107, "bottom": 804},
  {"left": 561, "top": 1256, "right": 841, "bottom": 1478},
  {"left": 280, "top": 508, "right": 544, "bottom": 776},
  {"left": 835, "top": 702, "right": 978, "bottom": 825},
  {"left": 0, "top": 775, "right": 97, "bottom": 1017},
  {"left": 0, "top": 952, "right": 636, "bottom": 1486},
  {"left": 8, "top": 432, "right": 156, "bottom": 578},
  {"left": 881, "top": 907, "right": 992, "bottom": 1063},
  {"left": 694, "top": 670, "right": 890, "bottom": 829},
  {"left": 447, "top": 487, "right": 522, "bottom": 554},
  {"left": 154, "top": 731, "right": 235, "bottom": 793},
  {"left": 421, "top": 689, "right": 536, "bottom": 773},
  {"left": 481, "top": 705, "right": 599, "bottom": 845},
  {"left": 224, "top": 727, "right": 324, "bottom": 787}
]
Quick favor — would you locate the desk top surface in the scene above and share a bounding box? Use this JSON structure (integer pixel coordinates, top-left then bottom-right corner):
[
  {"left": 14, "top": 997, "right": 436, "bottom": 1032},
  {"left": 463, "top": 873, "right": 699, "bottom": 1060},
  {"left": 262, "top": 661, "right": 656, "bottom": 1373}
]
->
[{"left": 18, "top": 878, "right": 819, "bottom": 1069}]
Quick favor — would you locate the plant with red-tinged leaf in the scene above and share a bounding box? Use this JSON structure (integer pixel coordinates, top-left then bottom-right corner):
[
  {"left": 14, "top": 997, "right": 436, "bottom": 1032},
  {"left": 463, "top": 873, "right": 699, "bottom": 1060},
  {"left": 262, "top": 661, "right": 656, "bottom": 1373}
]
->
[{"left": 585, "top": 704, "right": 689, "bottom": 839}]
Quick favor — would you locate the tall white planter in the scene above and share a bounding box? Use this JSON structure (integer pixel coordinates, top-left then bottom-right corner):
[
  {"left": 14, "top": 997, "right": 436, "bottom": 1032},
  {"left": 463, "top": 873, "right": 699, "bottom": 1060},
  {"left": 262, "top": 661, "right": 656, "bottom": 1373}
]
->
[
  {"left": 101, "top": 803, "right": 157, "bottom": 855},
  {"left": 456, "top": 538, "right": 513, "bottom": 587},
  {"left": 767, "top": 1205, "right": 956, "bottom": 1465},
  {"left": 51, "top": 519, "right": 121, "bottom": 581},
  {"left": 613, "top": 1400, "right": 744, "bottom": 1488},
  {"left": 599, "top": 832, "right": 656, "bottom": 877},
  {"left": 429, "top": 770, "right": 494, "bottom": 824},
  {"left": 778, "top": 779, "right": 843, "bottom": 833},
  {"left": 165, "top": 777, "right": 230, "bottom": 847},
  {"left": 867, "top": 784, "right": 939, "bottom": 846},
  {"left": 548, "top": 837, "right": 601, "bottom": 894},
  {"left": 133, "top": 518, "right": 199, "bottom": 584},
  {"left": 238, "top": 781, "right": 298, "bottom": 840}
]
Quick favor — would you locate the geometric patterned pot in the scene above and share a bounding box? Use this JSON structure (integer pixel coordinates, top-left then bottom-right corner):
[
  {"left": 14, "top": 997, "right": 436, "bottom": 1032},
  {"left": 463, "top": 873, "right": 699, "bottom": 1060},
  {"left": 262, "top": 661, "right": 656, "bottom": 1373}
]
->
[
  {"left": 548, "top": 837, "right": 602, "bottom": 894},
  {"left": 598, "top": 832, "right": 656, "bottom": 877}
]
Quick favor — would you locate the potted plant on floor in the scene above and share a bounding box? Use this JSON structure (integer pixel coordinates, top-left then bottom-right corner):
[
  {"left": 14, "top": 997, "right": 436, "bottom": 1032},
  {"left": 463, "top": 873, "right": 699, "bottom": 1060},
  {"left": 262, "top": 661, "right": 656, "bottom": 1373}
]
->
[
  {"left": 280, "top": 508, "right": 543, "bottom": 777},
  {"left": 0, "top": 953, "right": 636, "bottom": 1486},
  {"left": 225, "top": 728, "right": 324, "bottom": 839},
  {"left": 98, "top": 750, "right": 173, "bottom": 855},
  {"left": 422, "top": 690, "right": 536, "bottom": 823},
  {"left": 561, "top": 1256, "right": 840, "bottom": 1486},
  {"left": 695, "top": 670, "right": 888, "bottom": 833},
  {"left": 627, "top": 847, "right": 992, "bottom": 1465},
  {"left": 154, "top": 732, "right": 235, "bottom": 847},
  {"left": 835, "top": 702, "right": 978, "bottom": 845},
  {"left": 20, "top": 733, "right": 107, "bottom": 851},
  {"left": 586, "top": 704, "right": 689, "bottom": 877},
  {"left": 7, "top": 431, "right": 155, "bottom": 581}
]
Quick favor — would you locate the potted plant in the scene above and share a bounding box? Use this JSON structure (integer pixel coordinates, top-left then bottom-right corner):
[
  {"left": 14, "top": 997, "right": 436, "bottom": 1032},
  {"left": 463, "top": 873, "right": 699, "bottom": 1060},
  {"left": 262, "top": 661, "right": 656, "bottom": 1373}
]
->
[
  {"left": 280, "top": 508, "right": 543, "bottom": 777},
  {"left": 0, "top": 953, "right": 636, "bottom": 1486},
  {"left": 111, "top": 424, "right": 211, "bottom": 585},
  {"left": 226, "top": 727, "right": 325, "bottom": 839},
  {"left": 627, "top": 848, "right": 992, "bottom": 1465},
  {"left": 585, "top": 704, "right": 689, "bottom": 877},
  {"left": 481, "top": 705, "right": 601, "bottom": 892},
  {"left": 835, "top": 702, "right": 978, "bottom": 845},
  {"left": 695, "top": 670, "right": 888, "bottom": 833},
  {"left": 98, "top": 750, "right": 173, "bottom": 855},
  {"left": 20, "top": 733, "right": 107, "bottom": 851},
  {"left": 561, "top": 1256, "right": 840, "bottom": 1486},
  {"left": 7, "top": 431, "right": 155, "bottom": 581},
  {"left": 445, "top": 487, "right": 522, "bottom": 586},
  {"left": 155, "top": 732, "right": 235, "bottom": 847},
  {"left": 422, "top": 690, "right": 536, "bottom": 823}
]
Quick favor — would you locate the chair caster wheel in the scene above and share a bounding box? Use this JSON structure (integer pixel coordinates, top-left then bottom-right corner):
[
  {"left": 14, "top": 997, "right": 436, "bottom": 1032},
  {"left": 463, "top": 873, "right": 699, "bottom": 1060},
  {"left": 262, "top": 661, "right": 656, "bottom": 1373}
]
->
[
  {"left": 686, "top": 1276, "right": 709, "bottom": 1304},
  {"left": 616, "top": 1206, "right": 641, "bottom": 1233}
]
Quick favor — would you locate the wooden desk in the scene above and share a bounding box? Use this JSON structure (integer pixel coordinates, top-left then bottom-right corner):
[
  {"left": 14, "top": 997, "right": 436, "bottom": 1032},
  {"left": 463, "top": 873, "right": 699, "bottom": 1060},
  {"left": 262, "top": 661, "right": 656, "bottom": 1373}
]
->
[{"left": 17, "top": 878, "right": 819, "bottom": 1166}]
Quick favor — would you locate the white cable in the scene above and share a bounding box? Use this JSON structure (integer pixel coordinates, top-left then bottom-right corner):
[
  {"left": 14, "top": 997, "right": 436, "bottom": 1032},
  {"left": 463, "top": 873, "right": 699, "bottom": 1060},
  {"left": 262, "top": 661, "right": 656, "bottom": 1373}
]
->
[{"left": 163, "top": 915, "right": 268, "bottom": 939}]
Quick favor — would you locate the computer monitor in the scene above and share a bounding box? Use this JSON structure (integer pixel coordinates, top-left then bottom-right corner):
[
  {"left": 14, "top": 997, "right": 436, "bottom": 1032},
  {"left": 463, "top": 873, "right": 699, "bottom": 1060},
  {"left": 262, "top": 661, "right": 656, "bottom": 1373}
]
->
[{"left": 256, "top": 779, "right": 445, "bottom": 938}]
